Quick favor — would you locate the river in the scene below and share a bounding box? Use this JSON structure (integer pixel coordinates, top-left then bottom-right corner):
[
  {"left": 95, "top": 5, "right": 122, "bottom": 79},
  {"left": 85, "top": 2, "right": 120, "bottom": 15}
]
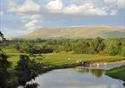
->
[{"left": 20, "top": 63, "right": 124, "bottom": 88}]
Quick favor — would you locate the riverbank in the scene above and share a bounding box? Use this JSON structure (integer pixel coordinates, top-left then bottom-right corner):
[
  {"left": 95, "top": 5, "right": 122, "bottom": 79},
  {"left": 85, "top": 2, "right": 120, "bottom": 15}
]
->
[
  {"left": 5, "top": 50, "right": 125, "bottom": 81},
  {"left": 2, "top": 52, "right": 125, "bottom": 88},
  {"left": 7, "top": 52, "right": 125, "bottom": 68},
  {"left": 106, "top": 66, "right": 125, "bottom": 81},
  {"left": 7, "top": 52, "right": 125, "bottom": 79}
]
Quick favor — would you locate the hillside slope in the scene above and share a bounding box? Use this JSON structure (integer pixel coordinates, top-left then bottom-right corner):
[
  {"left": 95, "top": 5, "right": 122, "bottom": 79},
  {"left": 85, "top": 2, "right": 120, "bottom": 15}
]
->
[{"left": 25, "top": 26, "right": 125, "bottom": 39}]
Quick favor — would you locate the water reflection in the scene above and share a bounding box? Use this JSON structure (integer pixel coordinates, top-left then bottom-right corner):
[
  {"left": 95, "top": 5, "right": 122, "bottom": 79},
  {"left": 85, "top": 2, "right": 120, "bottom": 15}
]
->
[
  {"left": 18, "top": 66, "right": 125, "bottom": 88},
  {"left": 18, "top": 83, "right": 39, "bottom": 88},
  {"left": 32, "top": 68, "right": 124, "bottom": 88},
  {"left": 76, "top": 67, "right": 105, "bottom": 78}
]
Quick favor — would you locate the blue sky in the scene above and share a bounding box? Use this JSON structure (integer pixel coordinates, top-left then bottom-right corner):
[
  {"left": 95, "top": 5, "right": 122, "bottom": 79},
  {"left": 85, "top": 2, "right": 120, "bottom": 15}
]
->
[{"left": 0, "top": 0, "right": 125, "bottom": 37}]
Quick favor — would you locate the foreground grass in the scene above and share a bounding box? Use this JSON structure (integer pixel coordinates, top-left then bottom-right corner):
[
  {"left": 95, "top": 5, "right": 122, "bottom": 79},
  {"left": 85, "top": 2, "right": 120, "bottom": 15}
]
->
[
  {"left": 106, "top": 66, "right": 125, "bottom": 81},
  {"left": 7, "top": 51, "right": 125, "bottom": 68},
  {"left": 40, "top": 53, "right": 125, "bottom": 65},
  {"left": 3, "top": 48, "right": 125, "bottom": 67}
]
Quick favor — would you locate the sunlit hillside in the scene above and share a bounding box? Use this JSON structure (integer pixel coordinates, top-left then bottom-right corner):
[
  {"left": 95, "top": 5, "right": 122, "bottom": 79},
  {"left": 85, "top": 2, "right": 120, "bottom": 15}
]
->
[{"left": 25, "top": 26, "right": 125, "bottom": 39}]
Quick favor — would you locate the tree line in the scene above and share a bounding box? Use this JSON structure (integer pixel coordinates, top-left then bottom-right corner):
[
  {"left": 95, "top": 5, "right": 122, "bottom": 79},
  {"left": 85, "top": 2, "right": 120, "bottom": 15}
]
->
[
  {"left": 0, "top": 52, "right": 45, "bottom": 88},
  {"left": 1, "top": 37, "right": 125, "bottom": 56},
  {"left": 0, "top": 32, "right": 43, "bottom": 88}
]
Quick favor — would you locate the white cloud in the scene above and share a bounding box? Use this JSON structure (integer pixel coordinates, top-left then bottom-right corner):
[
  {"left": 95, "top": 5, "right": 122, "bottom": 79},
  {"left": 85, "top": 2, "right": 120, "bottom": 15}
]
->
[
  {"left": 8, "top": 0, "right": 18, "bottom": 12},
  {"left": 8, "top": 0, "right": 123, "bottom": 17},
  {"left": 24, "top": 14, "right": 41, "bottom": 30},
  {"left": 31, "top": 15, "right": 41, "bottom": 20},
  {"left": 9, "top": 0, "right": 40, "bottom": 13},
  {"left": 104, "top": 0, "right": 117, "bottom": 4},
  {"left": 104, "top": 0, "right": 125, "bottom": 9},
  {"left": 21, "top": 14, "right": 41, "bottom": 23},
  {"left": 46, "top": 0, "right": 119, "bottom": 16},
  {"left": 25, "top": 20, "right": 38, "bottom": 30},
  {"left": 25, "top": 20, "right": 38, "bottom": 27},
  {"left": 47, "top": 0, "right": 63, "bottom": 12},
  {"left": 63, "top": 5, "right": 81, "bottom": 14},
  {"left": 8, "top": 0, "right": 42, "bottom": 30},
  {"left": 63, "top": 3, "right": 108, "bottom": 16},
  {"left": 117, "top": 0, "right": 125, "bottom": 9}
]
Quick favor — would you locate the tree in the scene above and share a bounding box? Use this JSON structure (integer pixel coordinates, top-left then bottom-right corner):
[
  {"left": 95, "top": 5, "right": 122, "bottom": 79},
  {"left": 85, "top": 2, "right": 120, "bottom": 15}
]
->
[
  {"left": 121, "top": 40, "right": 125, "bottom": 56},
  {"left": 0, "top": 31, "right": 6, "bottom": 41},
  {"left": 93, "top": 37, "right": 105, "bottom": 53},
  {"left": 15, "top": 55, "right": 44, "bottom": 86},
  {"left": 106, "top": 39, "right": 121, "bottom": 56},
  {"left": 15, "top": 55, "right": 31, "bottom": 85},
  {"left": 0, "top": 31, "right": 9, "bottom": 88},
  {"left": 0, "top": 53, "right": 10, "bottom": 88}
]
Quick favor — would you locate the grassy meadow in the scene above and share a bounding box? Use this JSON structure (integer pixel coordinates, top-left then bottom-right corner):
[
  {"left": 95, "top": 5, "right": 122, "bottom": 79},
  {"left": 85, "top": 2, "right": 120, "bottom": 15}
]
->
[{"left": 5, "top": 48, "right": 125, "bottom": 67}]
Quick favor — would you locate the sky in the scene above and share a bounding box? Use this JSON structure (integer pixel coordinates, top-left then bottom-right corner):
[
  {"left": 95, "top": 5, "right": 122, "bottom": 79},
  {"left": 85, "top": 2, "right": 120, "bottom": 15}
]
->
[{"left": 0, "top": 0, "right": 125, "bottom": 37}]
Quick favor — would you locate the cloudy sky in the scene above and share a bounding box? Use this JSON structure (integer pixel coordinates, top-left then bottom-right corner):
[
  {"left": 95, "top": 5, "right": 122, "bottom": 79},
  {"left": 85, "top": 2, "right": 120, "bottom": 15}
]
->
[{"left": 0, "top": 0, "right": 125, "bottom": 37}]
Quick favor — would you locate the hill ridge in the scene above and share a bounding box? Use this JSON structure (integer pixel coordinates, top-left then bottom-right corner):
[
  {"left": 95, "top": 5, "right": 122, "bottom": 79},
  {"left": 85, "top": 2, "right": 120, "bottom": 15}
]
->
[{"left": 25, "top": 26, "right": 125, "bottom": 39}]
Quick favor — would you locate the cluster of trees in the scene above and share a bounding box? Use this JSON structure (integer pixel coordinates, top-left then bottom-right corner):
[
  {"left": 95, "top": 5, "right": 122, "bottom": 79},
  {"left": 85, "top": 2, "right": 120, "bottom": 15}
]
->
[
  {"left": 1, "top": 37, "right": 125, "bottom": 56},
  {"left": 0, "top": 31, "right": 45, "bottom": 88},
  {"left": 0, "top": 52, "right": 45, "bottom": 88},
  {"left": 15, "top": 55, "right": 44, "bottom": 86}
]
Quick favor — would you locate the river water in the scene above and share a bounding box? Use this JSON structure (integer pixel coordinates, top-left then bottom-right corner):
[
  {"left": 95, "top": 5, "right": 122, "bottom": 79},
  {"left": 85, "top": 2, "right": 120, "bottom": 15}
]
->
[{"left": 26, "top": 63, "right": 124, "bottom": 88}]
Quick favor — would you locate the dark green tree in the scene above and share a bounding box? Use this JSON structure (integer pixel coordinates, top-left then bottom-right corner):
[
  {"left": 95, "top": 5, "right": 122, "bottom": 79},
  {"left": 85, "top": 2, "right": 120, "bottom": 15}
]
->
[
  {"left": 15, "top": 55, "right": 43, "bottom": 86},
  {"left": 0, "top": 53, "right": 10, "bottom": 88}
]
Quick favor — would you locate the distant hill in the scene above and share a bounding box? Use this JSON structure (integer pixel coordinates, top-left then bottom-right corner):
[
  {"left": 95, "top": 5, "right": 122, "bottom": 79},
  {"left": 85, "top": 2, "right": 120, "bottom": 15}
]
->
[{"left": 25, "top": 26, "right": 125, "bottom": 39}]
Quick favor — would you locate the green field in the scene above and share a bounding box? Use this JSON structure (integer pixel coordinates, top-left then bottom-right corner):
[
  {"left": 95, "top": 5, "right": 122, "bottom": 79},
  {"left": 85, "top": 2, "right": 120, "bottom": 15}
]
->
[
  {"left": 40, "top": 53, "right": 125, "bottom": 65},
  {"left": 106, "top": 66, "right": 125, "bottom": 81},
  {"left": 6, "top": 49, "right": 125, "bottom": 67}
]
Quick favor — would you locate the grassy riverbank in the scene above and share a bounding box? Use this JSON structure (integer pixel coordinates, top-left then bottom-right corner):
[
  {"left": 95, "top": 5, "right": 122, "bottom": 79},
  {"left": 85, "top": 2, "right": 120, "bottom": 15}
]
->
[
  {"left": 6, "top": 51, "right": 125, "bottom": 68},
  {"left": 106, "top": 66, "right": 125, "bottom": 81},
  {"left": 1, "top": 49, "right": 125, "bottom": 88}
]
